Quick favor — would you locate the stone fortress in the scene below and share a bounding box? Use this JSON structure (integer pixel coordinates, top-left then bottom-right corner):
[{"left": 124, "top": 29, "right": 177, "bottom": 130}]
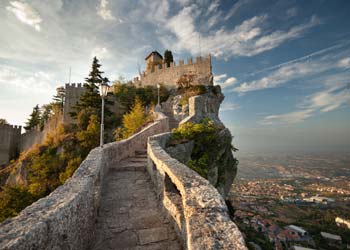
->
[
  {"left": 133, "top": 51, "right": 213, "bottom": 88},
  {"left": 0, "top": 50, "right": 213, "bottom": 166}
]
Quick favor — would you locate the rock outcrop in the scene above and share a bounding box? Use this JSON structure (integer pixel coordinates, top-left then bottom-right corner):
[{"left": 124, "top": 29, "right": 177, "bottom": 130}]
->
[
  {"left": 5, "top": 160, "right": 28, "bottom": 186},
  {"left": 164, "top": 85, "right": 238, "bottom": 198}
]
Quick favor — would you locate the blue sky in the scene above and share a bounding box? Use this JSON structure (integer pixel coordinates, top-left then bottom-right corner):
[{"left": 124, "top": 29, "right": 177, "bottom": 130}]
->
[{"left": 0, "top": 0, "right": 349, "bottom": 153}]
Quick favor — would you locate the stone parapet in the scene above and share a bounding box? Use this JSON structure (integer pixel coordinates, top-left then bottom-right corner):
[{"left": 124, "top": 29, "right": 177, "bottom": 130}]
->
[
  {"left": 147, "top": 133, "right": 247, "bottom": 250},
  {"left": 0, "top": 112, "right": 169, "bottom": 250}
]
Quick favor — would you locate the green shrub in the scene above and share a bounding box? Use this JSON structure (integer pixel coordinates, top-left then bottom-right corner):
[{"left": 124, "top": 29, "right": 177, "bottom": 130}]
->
[
  {"left": 0, "top": 186, "right": 36, "bottom": 222},
  {"left": 114, "top": 98, "right": 154, "bottom": 141},
  {"left": 177, "top": 85, "right": 207, "bottom": 107},
  {"left": 169, "top": 119, "right": 220, "bottom": 178},
  {"left": 59, "top": 157, "right": 82, "bottom": 184}
]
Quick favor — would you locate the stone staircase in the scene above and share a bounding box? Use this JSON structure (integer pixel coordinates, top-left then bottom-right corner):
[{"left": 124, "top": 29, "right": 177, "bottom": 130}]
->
[
  {"left": 91, "top": 150, "right": 182, "bottom": 250},
  {"left": 161, "top": 106, "right": 179, "bottom": 130}
]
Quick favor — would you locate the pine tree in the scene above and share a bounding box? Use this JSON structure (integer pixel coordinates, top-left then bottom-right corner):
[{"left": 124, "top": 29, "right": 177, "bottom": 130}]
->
[
  {"left": 70, "top": 57, "right": 113, "bottom": 129},
  {"left": 164, "top": 50, "right": 174, "bottom": 67},
  {"left": 24, "top": 105, "right": 41, "bottom": 131},
  {"left": 39, "top": 104, "right": 53, "bottom": 130},
  {"left": 52, "top": 87, "right": 65, "bottom": 110}
]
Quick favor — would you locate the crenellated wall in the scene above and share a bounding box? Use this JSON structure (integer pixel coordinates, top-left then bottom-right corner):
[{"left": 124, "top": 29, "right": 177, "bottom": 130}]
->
[
  {"left": 134, "top": 55, "right": 213, "bottom": 88},
  {"left": 0, "top": 125, "right": 21, "bottom": 166},
  {"left": 147, "top": 133, "right": 247, "bottom": 250},
  {"left": 0, "top": 112, "right": 169, "bottom": 250}
]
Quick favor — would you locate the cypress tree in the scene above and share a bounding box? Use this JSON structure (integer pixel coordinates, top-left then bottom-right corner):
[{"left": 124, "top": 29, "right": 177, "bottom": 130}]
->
[{"left": 164, "top": 50, "right": 174, "bottom": 67}]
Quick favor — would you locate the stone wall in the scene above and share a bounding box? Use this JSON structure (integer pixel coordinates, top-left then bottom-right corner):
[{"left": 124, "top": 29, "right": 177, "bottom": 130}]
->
[
  {"left": 20, "top": 113, "right": 63, "bottom": 152},
  {"left": 0, "top": 125, "right": 21, "bottom": 166},
  {"left": 0, "top": 112, "right": 169, "bottom": 250},
  {"left": 147, "top": 133, "right": 247, "bottom": 250},
  {"left": 134, "top": 55, "right": 213, "bottom": 88}
]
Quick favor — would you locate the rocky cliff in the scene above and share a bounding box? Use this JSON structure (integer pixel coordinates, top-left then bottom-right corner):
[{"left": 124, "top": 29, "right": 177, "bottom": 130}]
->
[{"left": 163, "top": 85, "right": 238, "bottom": 198}]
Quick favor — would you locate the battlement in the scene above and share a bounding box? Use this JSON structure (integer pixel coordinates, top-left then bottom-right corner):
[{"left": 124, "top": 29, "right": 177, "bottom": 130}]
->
[
  {"left": 135, "top": 54, "right": 212, "bottom": 88},
  {"left": 146, "top": 54, "right": 210, "bottom": 75},
  {"left": 0, "top": 124, "right": 22, "bottom": 131},
  {"left": 65, "top": 83, "right": 84, "bottom": 89}
]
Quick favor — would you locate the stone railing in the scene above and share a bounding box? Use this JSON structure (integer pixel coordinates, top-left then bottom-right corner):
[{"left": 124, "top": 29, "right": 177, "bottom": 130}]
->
[
  {"left": 147, "top": 133, "right": 247, "bottom": 250},
  {"left": 0, "top": 112, "right": 169, "bottom": 250}
]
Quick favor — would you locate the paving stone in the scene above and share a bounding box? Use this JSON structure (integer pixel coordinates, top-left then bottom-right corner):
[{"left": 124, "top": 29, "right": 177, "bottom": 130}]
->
[
  {"left": 137, "top": 227, "right": 169, "bottom": 245},
  {"left": 90, "top": 156, "right": 181, "bottom": 250}
]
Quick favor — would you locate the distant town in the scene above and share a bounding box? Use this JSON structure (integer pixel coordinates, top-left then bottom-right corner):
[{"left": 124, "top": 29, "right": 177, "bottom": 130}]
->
[{"left": 229, "top": 152, "right": 350, "bottom": 250}]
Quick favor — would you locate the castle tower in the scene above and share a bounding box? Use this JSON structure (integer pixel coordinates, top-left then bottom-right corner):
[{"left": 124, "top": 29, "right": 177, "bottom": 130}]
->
[
  {"left": 63, "top": 83, "right": 85, "bottom": 124},
  {"left": 0, "top": 124, "right": 21, "bottom": 166},
  {"left": 145, "top": 51, "right": 163, "bottom": 74}
]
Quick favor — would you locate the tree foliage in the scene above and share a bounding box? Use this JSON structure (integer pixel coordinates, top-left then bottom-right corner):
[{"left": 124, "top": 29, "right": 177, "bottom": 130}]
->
[
  {"left": 113, "top": 82, "right": 169, "bottom": 112},
  {"left": 169, "top": 119, "right": 237, "bottom": 179},
  {"left": 163, "top": 49, "right": 174, "bottom": 67},
  {"left": 0, "top": 186, "right": 36, "bottom": 222},
  {"left": 76, "top": 115, "right": 100, "bottom": 156},
  {"left": 70, "top": 57, "right": 113, "bottom": 129},
  {"left": 52, "top": 86, "right": 65, "bottom": 110},
  {"left": 0, "top": 118, "right": 9, "bottom": 125},
  {"left": 24, "top": 105, "right": 41, "bottom": 131},
  {"left": 114, "top": 98, "right": 151, "bottom": 141}
]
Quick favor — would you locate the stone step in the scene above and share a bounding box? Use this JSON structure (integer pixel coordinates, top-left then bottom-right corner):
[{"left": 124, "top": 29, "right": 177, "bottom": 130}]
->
[
  {"left": 135, "top": 149, "right": 147, "bottom": 155},
  {"left": 135, "top": 154, "right": 147, "bottom": 159},
  {"left": 127, "top": 158, "right": 147, "bottom": 163},
  {"left": 116, "top": 163, "right": 147, "bottom": 172}
]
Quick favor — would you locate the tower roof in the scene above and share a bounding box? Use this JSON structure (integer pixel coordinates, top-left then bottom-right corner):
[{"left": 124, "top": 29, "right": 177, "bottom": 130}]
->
[{"left": 145, "top": 51, "right": 163, "bottom": 60}]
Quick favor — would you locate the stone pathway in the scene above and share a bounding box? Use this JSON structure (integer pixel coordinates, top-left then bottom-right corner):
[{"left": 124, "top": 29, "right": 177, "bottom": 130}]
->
[{"left": 91, "top": 151, "right": 182, "bottom": 250}]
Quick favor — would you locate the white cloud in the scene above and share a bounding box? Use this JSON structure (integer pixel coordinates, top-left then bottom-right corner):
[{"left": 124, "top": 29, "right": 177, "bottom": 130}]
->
[
  {"left": 97, "top": 0, "right": 115, "bottom": 21},
  {"left": 263, "top": 109, "right": 314, "bottom": 125},
  {"left": 233, "top": 49, "right": 347, "bottom": 93},
  {"left": 207, "top": 0, "right": 220, "bottom": 14},
  {"left": 262, "top": 80, "right": 350, "bottom": 125},
  {"left": 338, "top": 57, "right": 350, "bottom": 68},
  {"left": 163, "top": 6, "right": 320, "bottom": 59},
  {"left": 306, "top": 85, "right": 349, "bottom": 113},
  {"left": 223, "top": 77, "right": 237, "bottom": 88},
  {"left": 221, "top": 102, "right": 240, "bottom": 111},
  {"left": 286, "top": 7, "right": 298, "bottom": 18},
  {"left": 6, "top": 1, "right": 42, "bottom": 31},
  {"left": 214, "top": 74, "right": 227, "bottom": 82},
  {"left": 143, "top": 0, "right": 169, "bottom": 23},
  {"left": 176, "top": 0, "right": 192, "bottom": 7},
  {"left": 214, "top": 74, "right": 237, "bottom": 88},
  {"left": 91, "top": 47, "right": 108, "bottom": 59},
  {"left": 225, "top": 0, "right": 253, "bottom": 20},
  {"left": 0, "top": 66, "right": 54, "bottom": 91}
]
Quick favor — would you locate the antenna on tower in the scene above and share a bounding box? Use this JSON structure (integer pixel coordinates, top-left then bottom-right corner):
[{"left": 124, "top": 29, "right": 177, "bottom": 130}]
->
[
  {"left": 137, "top": 62, "right": 142, "bottom": 76},
  {"left": 68, "top": 67, "right": 71, "bottom": 84},
  {"left": 198, "top": 33, "right": 202, "bottom": 57}
]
